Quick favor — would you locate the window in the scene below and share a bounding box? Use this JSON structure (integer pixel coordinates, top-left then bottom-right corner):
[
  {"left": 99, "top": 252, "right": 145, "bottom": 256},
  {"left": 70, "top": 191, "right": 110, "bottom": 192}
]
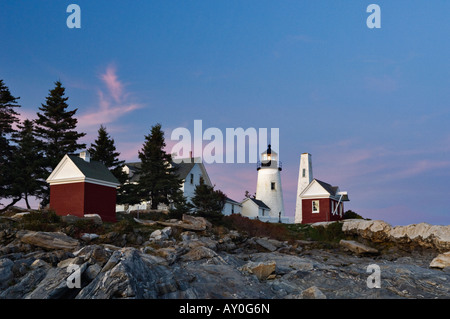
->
[
  {"left": 302, "top": 169, "right": 306, "bottom": 178},
  {"left": 199, "top": 176, "right": 204, "bottom": 185},
  {"left": 190, "top": 173, "right": 194, "bottom": 184},
  {"left": 331, "top": 201, "right": 335, "bottom": 214},
  {"left": 231, "top": 204, "right": 234, "bottom": 214},
  {"left": 312, "top": 200, "right": 320, "bottom": 213},
  {"left": 271, "top": 182, "right": 275, "bottom": 190}
]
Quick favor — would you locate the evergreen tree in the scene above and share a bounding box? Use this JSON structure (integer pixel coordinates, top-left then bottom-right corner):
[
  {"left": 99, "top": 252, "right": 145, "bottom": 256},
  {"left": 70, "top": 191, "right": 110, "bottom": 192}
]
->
[
  {"left": 10, "top": 120, "right": 47, "bottom": 209},
  {"left": 137, "top": 123, "right": 182, "bottom": 209},
  {"left": 0, "top": 80, "right": 21, "bottom": 210},
  {"left": 168, "top": 190, "right": 194, "bottom": 219},
  {"left": 35, "top": 81, "right": 86, "bottom": 206},
  {"left": 88, "top": 125, "right": 127, "bottom": 184},
  {"left": 192, "top": 180, "right": 227, "bottom": 221}
]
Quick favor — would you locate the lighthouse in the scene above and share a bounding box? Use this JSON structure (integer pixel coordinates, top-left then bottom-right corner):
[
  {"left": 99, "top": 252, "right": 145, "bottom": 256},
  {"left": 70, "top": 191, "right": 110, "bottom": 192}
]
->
[{"left": 255, "top": 144, "right": 285, "bottom": 221}]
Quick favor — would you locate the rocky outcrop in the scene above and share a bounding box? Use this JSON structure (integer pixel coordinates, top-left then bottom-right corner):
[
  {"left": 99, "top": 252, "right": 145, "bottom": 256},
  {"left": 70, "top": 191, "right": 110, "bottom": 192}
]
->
[
  {"left": 341, "top": 219, "right": 450, "bottom": 251},
  {"left": 341, "top": 219, "right": 392, "bottom": 242},
  {"left": 240, "top": 261, "right": 276, "bottom": 280},
  {"left": 0, "top": 216, "right": 449, "bottom": 299},
  {"left": 16, "top": 231, "right": 80, "bottom": 251},
  {"left": 429, "top": 252, "right": 450, "bottom": 269},
  {"left": 300, "top": 286, "right": 327, "bottom": 299},
  {"left": 389, "top": 223, "right": 450, "bottom": 251},
  {"left": 339, "top": 240, "right": 379, "bottom": 255},
  {"left": 157, "top": 214, "right": 212, "bottom": 231}
]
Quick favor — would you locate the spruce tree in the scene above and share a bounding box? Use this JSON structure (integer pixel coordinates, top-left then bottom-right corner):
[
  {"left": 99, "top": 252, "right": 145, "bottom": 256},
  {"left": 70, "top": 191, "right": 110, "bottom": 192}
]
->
[
  {"left": 35, "top": 81, "right": 86, "bottom": 206},
  {"left": 0, "top": 80, "right": 21, "bottom": 210},
  {"left": 138, "top": 123, "right": 182, "bottom": 209},
  {"left": 192, "top": 180, "right": 227, "bottom": 222},
  {"left": 10, "top": 120, "right": 47, "bottom": 209},
  {"left": 88, "top": 125, "right": 127, "bottom": 184}
]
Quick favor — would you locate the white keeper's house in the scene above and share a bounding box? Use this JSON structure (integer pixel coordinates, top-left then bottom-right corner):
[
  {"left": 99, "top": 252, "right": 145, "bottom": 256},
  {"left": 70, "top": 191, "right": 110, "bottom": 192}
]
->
[{"left": 116, "top": 157, "right": 242, "bottom": 215}]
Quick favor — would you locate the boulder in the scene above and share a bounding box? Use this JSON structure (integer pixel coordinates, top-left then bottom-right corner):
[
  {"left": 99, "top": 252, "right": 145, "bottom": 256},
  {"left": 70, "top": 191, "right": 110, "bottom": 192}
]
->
[
  {"left": 389, "top": 223, "right": 450, "bottom": 251},
  {"left": 429, "top": 251, "right": 450, "bottom": 269},
  {"left": 301, "top": 286, "right": 327, "bottom": 299},
  {"left": 10, "top": 212, "right": 30, "bottom": 219},
  {"left": 150, "top": 227, "right": 172, "bottom": 241},
  {"left": 342, "top": 219, "right": 450, "bottom": 251},
  {"left": 182, "top": 214, "right": 212, "bottom": 230},
  {"left": 255, "top": 238, "right": 278, "bottom": 252},
  {"left": 76, "top": 248, "right": 178, "bottom": 299},
  {"left": 0, "top": 258, "right": 14, "bottom": 289},
  {"left": 85, "top": 264, "right": 102, "bottom": 281},
  {"left": 133, "top": 218, "right": 157, "bottom": 226},
  {"left": 80, "top": 233, "right": 99, "bottom": 242},
  {"left": 16, "top": 231, "right": 80, "bottom": 251},
  {"left": 180, "top": 246, "right": 218, "bottom": 262},
  {"left": 83, "top": 214, "right": 103, "bottom": 225},
  {"left": 339, "top": 240, "right": 379, "bottom": 255},
  {"left": 241, "top": 261, "right": 276, "bottom": 280},
  {"left": 341, "top": 219, "right": 392, "bottom": 242},
  {"left": 157, "top": 214, "right": 212, "bottom": 231}
]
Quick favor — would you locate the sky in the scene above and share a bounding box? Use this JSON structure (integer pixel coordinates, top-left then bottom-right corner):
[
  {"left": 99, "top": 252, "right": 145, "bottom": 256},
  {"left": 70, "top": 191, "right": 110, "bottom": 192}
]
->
[{"left": 1, "top": 1, "right": 450, "bottom": 226}]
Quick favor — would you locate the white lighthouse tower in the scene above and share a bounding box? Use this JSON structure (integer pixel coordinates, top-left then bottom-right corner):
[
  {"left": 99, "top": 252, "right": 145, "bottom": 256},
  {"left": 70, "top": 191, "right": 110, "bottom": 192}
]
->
[
  {"left": 294, "top": 153, "right": 313, "bottom": 224},
  {"left": 255, "top": 145, "right": 285, "bottom": 222}
]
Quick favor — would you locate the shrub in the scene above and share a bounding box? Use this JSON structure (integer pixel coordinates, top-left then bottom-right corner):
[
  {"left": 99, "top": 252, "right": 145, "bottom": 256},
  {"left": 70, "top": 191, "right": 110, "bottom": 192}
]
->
[
  {"left": 112, "top": 218, "right": 136, "bottom": 234},
  {"left": 222, "top": 214, "right": 292, "bottom": 242},
  {"left": 20, "top": 210, "right": 62, "bottom": 232},
  {"left": 343, "top": 210, "right": 365, "bottom": 220}
]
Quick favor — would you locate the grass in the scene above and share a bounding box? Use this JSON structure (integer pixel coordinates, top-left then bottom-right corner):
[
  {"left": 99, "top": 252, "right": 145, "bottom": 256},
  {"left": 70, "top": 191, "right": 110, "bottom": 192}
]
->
[
  {"left": 220, "top": 214, "right": 346, "bottom": 244},
  {"left": 19, "top": 210, "right": 63, "bottom": 232}
]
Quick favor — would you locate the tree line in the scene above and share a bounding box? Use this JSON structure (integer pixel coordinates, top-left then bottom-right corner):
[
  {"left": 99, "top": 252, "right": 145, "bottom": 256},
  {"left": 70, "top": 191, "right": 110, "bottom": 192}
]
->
[{"left": 0, "top": 79, "right": 226, "bottom": 219}]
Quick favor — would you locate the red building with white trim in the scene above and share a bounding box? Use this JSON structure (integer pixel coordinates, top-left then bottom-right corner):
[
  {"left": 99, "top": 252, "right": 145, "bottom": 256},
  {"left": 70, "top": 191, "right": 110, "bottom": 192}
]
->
[
  {"left": 46, "top": 151, "right": 120, "bottom": 222},
  {"left": 300, "top": 179, "right": 347, "bottom": 224},
  {"left": 294, "top": 153, "right": 349, "bottom": 224}
]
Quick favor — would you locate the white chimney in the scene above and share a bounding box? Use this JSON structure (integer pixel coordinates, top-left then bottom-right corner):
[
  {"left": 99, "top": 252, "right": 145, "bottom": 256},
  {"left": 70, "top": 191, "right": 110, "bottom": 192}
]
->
[
  {"left": 80, "top": 151, "right": 90, "bottom": 163},
  {"left": 294, "top": 153, "right": 313, "bottom": 224}
]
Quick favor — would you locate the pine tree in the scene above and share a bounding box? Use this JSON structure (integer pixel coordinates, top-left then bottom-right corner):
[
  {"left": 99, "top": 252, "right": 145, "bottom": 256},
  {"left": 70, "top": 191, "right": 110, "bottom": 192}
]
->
[
  {"left": 168, "top": 190, "right": 194, "bottom": 219},
  {"left": 88, "top": 125, "right": 127, "bottom": 184},
  {"left": 35, "top": 81, "right": 86, "bottom": 206},
  {"left": 192, "top": 180, "right": 227, "bottom": 222},
  {"left": 10, "top": 120, "right": 47, "bottom": 209},
  {"left": 0, "top": 80, "right": 21, "bottom": 210},
  {"left": 137, "top": 123, "right": 182, "bottom": 209}
]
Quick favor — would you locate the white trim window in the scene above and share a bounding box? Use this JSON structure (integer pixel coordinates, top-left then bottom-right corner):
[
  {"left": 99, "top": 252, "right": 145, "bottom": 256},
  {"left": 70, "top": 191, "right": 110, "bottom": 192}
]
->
[{"left": 312, "top": 200, "right": 320, "bottom": 213}]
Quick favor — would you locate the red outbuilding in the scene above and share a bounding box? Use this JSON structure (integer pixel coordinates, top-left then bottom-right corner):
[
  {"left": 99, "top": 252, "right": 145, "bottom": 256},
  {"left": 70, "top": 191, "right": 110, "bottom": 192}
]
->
[
  {"left": 299, "top": 179, "right": 349, "bottom": 224},
  {"left": 46, "top": 151, "right": 120, "bottom": 222}
]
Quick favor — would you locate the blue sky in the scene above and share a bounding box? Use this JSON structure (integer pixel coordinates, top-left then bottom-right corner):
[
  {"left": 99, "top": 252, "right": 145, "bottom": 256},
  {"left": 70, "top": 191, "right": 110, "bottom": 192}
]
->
[{"left": 1, "top": 1, "right": 450, "bottom": 226}]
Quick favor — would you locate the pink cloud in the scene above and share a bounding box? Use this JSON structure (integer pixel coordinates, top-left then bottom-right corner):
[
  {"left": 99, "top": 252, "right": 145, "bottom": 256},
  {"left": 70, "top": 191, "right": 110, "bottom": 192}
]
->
[
  {"left": 76, "top": 65, "right": 142, "bottom": 131},
  {"left": 101, "top": 64, "right": 124, "bottom": 103}
]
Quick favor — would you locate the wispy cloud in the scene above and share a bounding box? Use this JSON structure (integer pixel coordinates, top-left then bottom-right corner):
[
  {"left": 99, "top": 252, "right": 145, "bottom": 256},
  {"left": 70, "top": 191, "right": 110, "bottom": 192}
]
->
[
  {"left": 101, "top": 64, "right": 124, "bottom": 103},
  {"left": 77, "top": 64, "right": 143, "bottom": 131}
]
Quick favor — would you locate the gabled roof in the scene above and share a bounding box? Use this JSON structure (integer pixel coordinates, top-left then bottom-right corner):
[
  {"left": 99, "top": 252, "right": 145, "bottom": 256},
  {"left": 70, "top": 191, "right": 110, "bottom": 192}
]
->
[
  {"left": 124, "top": 157, "right": 212, "bottom": 186},
  {"left": 67, "top": 155, "right": 120, "bottom": 185},
  {"left": 315, "top": 179, "right": 338, "bottom": 196},
  {"left": 47, "top": 154, "right": 120, "bottom": 187},
  {"left": 225, "top": 197, "right": 242, "bottom": 206},
  {"left": 299, "top": 178, "right": 340, "bottom": 198},
  {"left": 241, "top": 197, "right": 270, "bottom": 210}
]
